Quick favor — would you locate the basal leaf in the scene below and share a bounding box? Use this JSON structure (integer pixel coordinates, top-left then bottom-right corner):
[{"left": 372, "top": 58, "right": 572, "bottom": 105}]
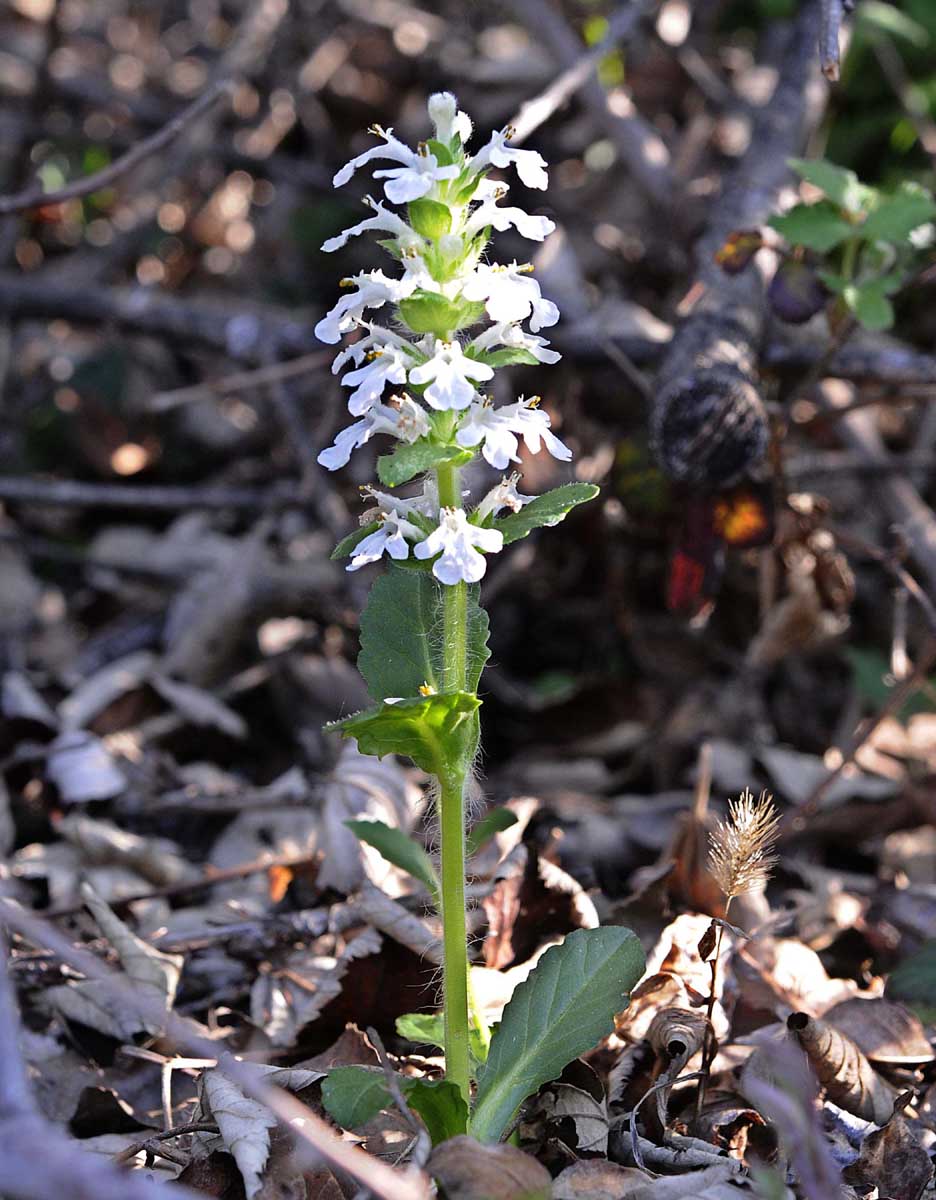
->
[
  {"left": 345, "top": 818, "right": 439, "bottom": 897},
  {"left": 322, "top": 1066, "right": 390, "bottom": 1128},
  {"left": 396, "top": 1011, "right": 488, "bottom": 1062},
  {"left": 377, "top": 440, "right": 473, "bottom": 488},
  {"left": 358, "top": 567, "right": 490, "bottom": 704},
  {"left": 467, "top": 808, "right": 519, "bottom": 858},
  {"left": 769, "top": 202, "right": 853, "bottom": 252},
  {"left": 862, "top": 183, "right": 936, "bottom": 244},
  {"left": 494, "top": 484, "right": 599, "bottom": 546},
  {"left": 406, "top": 1079, "right": 469, "bottom": 1143},
  {"left": 469, "top": 926, "right": 645, "bottom": 1143},
  {"left": 331, "top": 521, "right": 380, "bottom": 561},
  {"left": 789, "top": 158, "right": 876, "bottom": 214},
  {"left": 333, "top": 693, "right": 481, "bottom": 777}
]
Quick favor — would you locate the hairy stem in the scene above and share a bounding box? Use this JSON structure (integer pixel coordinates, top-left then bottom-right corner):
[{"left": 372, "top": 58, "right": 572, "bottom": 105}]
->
[{"left": 435, "top": 460, "right": 471, "bottom": 1108}]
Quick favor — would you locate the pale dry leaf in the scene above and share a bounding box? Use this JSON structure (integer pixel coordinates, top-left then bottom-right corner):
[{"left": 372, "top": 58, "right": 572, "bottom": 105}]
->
[
  {"left": 843, "top": 1110, "right": 933, "bottom": 1200},
  {"left": 427, "top": 1136, "right": 552, "bottom": 1200},
  {"left": 47, "top": 730, "right": 126, "bottom": 804},
  {"left": 57, "top": 814, "right": 200, "bottom": 889},
  {"left": 2, "top": 669, "right": 58, "bottom": 726},
  {"left": 200, "top": 1065, "right": 325, "bottom": 1200},
  {"left": 57, "top": 650, "right": 156, "bottom": 730},
  {"left": 352, "top": 880, "right": 442, "bottom": 963},
  {"left": 758, "top": 745, "right": 898, "bottom": 809},
  {"left": 541, "top": 1082, "right": 609, "bottom": 1154},
  {"left": 149, "top": 672, "right": 248, "bottom": 739},
  {"left": 45, "top": 884, "right": 182, "bottom": 1038},
  {"left": 821, "top": 997, "right": 933, "bottom": 1066},
  {"left": 552, "top": 1160, "right": 651, "bottom": 1199},
  {"left": 628, "top": 1163, "right": 745, "bottom": 1198}
]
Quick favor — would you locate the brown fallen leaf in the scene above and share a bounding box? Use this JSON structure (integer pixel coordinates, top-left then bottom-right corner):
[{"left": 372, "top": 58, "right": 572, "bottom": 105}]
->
[
  {"left": 821, "top": 997, "right": 933, "bottom": 1067},
  {"left": 427, "top": 1136, "right": 552, "bottom": 1200},
  {"left": 552, "top": 1160, "right": 653, "bottom": 1199},
  {"left": 787, "top": 1012, "right": 896, "bottom": 1124},
  {"left": 644, "top": 1006, "right": 711, "bottom": 1134},
  {"left": 843, "top": 1108, "right": 933, "bottom": 1200}
]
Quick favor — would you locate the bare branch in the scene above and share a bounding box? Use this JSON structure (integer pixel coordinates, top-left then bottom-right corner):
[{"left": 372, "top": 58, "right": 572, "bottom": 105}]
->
[{"left": 0, "top": 80, "right": 234, "bottom": 216}]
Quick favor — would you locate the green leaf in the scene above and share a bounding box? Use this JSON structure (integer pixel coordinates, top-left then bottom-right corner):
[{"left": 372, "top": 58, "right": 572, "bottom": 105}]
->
[
  {"left": 377, "top": 440, "right": 473, "bottom": 488},
  {"left": 406, "top": 1080, "right": 468, "bottom": 1142},
  {"left": 321, "top": 1065, "right": 467, "bottom": 1143},
  {"left": 479, "top": 348, "right": 542, "bottom": 368},
  {"left": 322, "top": 1066, "right": 390, "bottom": 1128},
  {"left": 331, "top": 521, "right": 380, "bottom": 561},
  {"left": 333, "top": 693, "right": 481, "bottom": 777},
  {"left": 397, "top": 293, "right": 485, "bottom": 338},
  {"left": 862, "top": 183, "right": 936, "bottom": 244},
  {"left": 494, "top": 484, "right": 599, "bottom": 546},
  {"left": 467, "top": 808, "right": 519, "bottom": 858},
  {"left": 357, "top": 566, "right": 490, "bottom": 702},
  {"left": 345, "top": 818, "right": 439, "bottom": 897},
  {"left": 426, "top": 138, "right": 455, "bottom": 167},
  {"left": 857, "top": 1, "right": 930, "bottom": 47},
  {"left": 842, "top": 280, "right": 895, "bottom": 330},
  {"left": 469, "top": 926, "right": 645, "bottom": 1143},
  {"left": 396, "top": 1011, "right": 489, "bottom": 1063},
  {"left": 789, "top": 158, "right": 876, "bottom": 214},
  {"left": 408, "top": 198, "right": 452, "bottom": 240},
  {"left": 768, "top": 202, "right": 853, "bottom": 252},
  {"left": 472, "top": 926, "right": 648, "bottom": 1142}
]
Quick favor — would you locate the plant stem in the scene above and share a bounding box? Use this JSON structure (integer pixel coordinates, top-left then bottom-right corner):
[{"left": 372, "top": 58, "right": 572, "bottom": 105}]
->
[
  {"left": 435, "top": 460, "right": 472, "bottom": 1108},
  {"left": 694, "top": 898, "right": 730, "bottom": 1125}
]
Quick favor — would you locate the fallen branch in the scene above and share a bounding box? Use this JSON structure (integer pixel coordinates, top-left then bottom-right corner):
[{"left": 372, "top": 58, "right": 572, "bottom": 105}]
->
[
  {"left": 651, "top": 0, "right": 825, "bottom": 487},
  {"left": 0, "top": 79, "right": 234, "bottom": 216}
]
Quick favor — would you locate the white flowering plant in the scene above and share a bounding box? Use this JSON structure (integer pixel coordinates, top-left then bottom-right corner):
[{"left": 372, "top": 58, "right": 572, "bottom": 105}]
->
[{"left": 316, "top": 95, "right": 644, "bottom": 1147}]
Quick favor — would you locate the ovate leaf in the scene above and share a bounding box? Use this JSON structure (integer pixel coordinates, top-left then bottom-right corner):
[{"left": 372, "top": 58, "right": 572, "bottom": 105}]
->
[
  {"left": 396, "top": 1011, "right": 489, "bottom": 1062},
  {"left": 377, "top": 440, "right": 473, "bottom": 487},
  {"left": 345, "top": 817, "right": 438, "bottom": 896},
  {"left": 769, "top": 202, "right": 853, "bottom": 252},
  {"left": 479, "top": 347, "right": 542, "bottom": 368},
  {"left": 333, "top": 693, "right": 481, "bottom": 777},
  {"left": 862, "top": 183, "right": 936, "bottom": 244},
  {"left": 358, "top": 566, "right": 490, "bottom": 702},
  {"left": 469, "top": 926, "right": 645, "bottom": 1143},
  {"left": 789, "top": 158, "right": 876, "bottom": 213},
  {"left": 322, "top": 1066, "right": 390, "bottom": 1128},
  {"left": 495, "top": 483, "right": 599, "bottom": 546}
]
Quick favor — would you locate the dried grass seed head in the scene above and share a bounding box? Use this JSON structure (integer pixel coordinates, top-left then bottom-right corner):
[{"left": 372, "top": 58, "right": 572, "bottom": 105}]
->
[{"left": 708, "top": 787, "right": 780, "bottom": 901}]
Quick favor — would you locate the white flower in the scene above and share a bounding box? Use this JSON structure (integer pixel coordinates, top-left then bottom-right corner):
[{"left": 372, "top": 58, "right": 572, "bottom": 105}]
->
[
  {"left": 333, "top": 125, "right": 460, "bottom": 204},
  {"left": 341, "top": 344, "right": 411, "bottom": 415},
  {"left": 408, "top": 339, "right": 494, "bottom": 411},
  {"left": 469, "top": 321, "right": 561, "bottom": 364},
  {"left": 471, "top": 127, "right": 549, "bottom": 190},
  {"left": 315, "top": 270, "right": 418, "bottom": 344},
  {"left": 476, "top": 473, "right": 534, "bottom": 521},
  {"left": 317, "top": 399, "right": 428, "bottom": 471},
  {"left": 456, "top": 396, "right": 571, "bottom": 471},
  {"left": 462, "top": 262, "right": 560, "bottom": 332},
  {"left": 414, "top": 507, "right": 504, "bottom": 585},
  {"left": 348, "top": 509, "right": 424, "bottom": 571},
  {"left": 465, "top": 181, "right": 555, "bottom": 242},
  {"left": 428, "top": 92, "right": 473, "bottom": 145},
  {"left": 322, "top": 197, "right": 420, "bottom": 253}
]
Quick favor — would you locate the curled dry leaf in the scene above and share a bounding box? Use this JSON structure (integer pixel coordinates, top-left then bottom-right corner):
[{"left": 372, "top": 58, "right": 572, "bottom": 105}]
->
[
  {"left": 427, "top": 1136, "right": 552, "bottom": 1200},
  {"left": 541, "top": 1082, "right": 609, "bottom": 1155},
  {"left": 787, "top": 1013, "right": 896, "bottom": 1124},
  {"left": 647, "top": 1006, "right": 709, "bottom": 1066}
]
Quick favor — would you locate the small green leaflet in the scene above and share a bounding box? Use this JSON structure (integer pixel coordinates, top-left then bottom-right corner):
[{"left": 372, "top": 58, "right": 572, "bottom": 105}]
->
[
  {"left": 469, "top": 926, "right": 646, "bottom": 1144},
  {"left": 495, "top": 483, "right": 599, "bottom": 546},
  {"left": 769, "top": 202, "right": 853, "bottom": 252},
  {"left": 842, "top": 279, "right": 897, "bottom": 331},
  {"left": 396, "top": 1011, "right": 489, "bottom": 1064},
  {"left": 357, "top": 566, "right": 490, "bottom": 702},
  {"left": 332, "top": 692, "right": 480, "bottom": 778},
  {"left": 862, "top": 183, "right": 936, "bottom": 244},
  {"left": 377, "top": 441, "right": 473, "bottom": 488},
  {"left": 322, "top": 1065, "right": 468, "bottom": 1141},
  {"left": 477, "top": 348, "right": 542, "bottom": 369},
  {"left": 345, "top": 818, "right": 439, "bottom": 898},
  {"left": 788, "top": 158, "right": 875, "bottom": 214},
  {"left": 408, "top": 198, "right": 452, "bottom": 240}
]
